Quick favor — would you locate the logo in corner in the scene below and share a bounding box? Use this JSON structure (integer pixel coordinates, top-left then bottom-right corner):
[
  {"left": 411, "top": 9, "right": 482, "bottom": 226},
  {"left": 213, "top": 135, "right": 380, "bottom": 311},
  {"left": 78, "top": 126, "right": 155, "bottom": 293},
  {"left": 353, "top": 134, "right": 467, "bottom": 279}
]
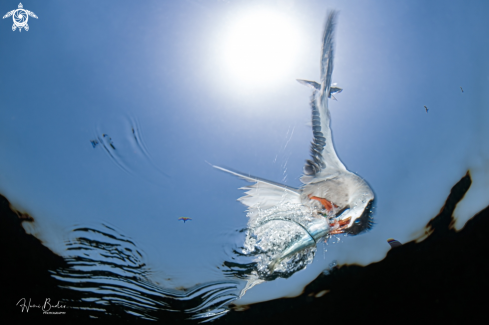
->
[{"left": 3, "top": 3, "right": 38, "bottom": 32}]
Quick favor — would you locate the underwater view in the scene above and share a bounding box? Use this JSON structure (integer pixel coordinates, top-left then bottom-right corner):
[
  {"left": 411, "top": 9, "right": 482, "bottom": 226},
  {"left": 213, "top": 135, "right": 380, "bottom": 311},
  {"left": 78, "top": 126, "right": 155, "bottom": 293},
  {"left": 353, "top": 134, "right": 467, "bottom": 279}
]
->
[{"left": 1, "top": 0, "right": 488, "bottom": 323}]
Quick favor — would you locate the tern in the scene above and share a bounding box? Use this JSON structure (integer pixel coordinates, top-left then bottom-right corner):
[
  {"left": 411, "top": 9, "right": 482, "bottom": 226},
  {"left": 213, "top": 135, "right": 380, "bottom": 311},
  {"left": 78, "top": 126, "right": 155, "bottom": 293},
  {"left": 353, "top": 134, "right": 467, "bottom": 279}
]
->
[{"left": 214, "top": 11, "right": 374, "bottom": 269}]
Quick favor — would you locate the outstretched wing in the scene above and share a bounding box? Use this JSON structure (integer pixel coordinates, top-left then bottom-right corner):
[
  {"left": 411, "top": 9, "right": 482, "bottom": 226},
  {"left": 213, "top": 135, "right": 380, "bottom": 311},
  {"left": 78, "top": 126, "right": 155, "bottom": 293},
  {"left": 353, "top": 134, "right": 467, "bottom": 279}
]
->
[
  {"left": 298, "top": 10, "right": 347, "bottom": 184},
  {"left": 319, "top": 11, "right": 337, "bottom": 105},
  {"left": 2, "top": 10, "right": 14, "bottom": 19},
  {"left": 25, "top": 10, "right": 38, "bottom": 19},
  {"left": 213, "top": 165, "right": 301, "bottom": 212}
]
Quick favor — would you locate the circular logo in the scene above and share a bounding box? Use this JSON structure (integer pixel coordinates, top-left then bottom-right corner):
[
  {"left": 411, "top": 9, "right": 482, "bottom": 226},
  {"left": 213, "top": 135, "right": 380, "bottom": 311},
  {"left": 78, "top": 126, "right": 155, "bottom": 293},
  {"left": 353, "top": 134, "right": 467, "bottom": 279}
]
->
[{"left": 13, "top": 9, "right": 28, "bottom": 27}]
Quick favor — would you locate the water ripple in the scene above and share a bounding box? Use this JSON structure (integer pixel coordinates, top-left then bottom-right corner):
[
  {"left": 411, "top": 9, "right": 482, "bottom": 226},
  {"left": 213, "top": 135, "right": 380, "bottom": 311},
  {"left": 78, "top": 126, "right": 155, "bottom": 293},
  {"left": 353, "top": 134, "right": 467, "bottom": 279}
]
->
[
  {"left": 51, "top": 224, "right": 240, "bottom": 322},
  {"left": 92, "top": 115, "right": 170, "bottom": 186}
]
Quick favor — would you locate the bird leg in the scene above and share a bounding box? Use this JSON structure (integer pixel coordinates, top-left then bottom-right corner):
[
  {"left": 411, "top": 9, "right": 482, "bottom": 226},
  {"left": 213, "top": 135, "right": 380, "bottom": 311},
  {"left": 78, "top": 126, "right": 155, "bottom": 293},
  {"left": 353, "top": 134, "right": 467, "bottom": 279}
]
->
[{"left": 308, "top": 195, "right": 337, "bottom": 212}]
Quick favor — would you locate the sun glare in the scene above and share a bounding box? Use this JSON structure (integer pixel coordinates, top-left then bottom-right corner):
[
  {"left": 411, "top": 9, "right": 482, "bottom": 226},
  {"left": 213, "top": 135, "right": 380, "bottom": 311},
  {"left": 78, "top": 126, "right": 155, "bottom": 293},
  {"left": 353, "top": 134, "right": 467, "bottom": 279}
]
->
[{"left": 221, "top": 10, "right": 300, "bottom": 86}]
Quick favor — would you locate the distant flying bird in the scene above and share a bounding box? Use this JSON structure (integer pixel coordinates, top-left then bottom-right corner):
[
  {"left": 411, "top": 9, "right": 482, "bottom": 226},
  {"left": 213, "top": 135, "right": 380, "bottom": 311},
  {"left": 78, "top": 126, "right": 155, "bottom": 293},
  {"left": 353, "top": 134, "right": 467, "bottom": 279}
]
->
[
  {"left": 90, "top": 140, "right": 99, "bottom": 148},
  {"left": 213, "top": 11, "right": 375, "bottom": 272},
  {"left": 424, "top": 105, "right": 428, "bottom": 113},
  {"left": 460, "top": 86, "right": 464, "bottom": 93},
  {"left": 387, "top": 238, "right": 402, "bottom": 248},
  {"left": 178, "top": 217, "right": 192, "bottom": 223}
]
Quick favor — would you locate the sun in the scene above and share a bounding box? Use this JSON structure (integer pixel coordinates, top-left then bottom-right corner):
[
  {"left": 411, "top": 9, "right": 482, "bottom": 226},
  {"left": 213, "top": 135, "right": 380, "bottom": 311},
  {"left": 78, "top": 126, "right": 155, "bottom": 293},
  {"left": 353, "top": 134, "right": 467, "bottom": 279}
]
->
[{"left": 221, "top": 9, "right": 301, "bottom": 86}]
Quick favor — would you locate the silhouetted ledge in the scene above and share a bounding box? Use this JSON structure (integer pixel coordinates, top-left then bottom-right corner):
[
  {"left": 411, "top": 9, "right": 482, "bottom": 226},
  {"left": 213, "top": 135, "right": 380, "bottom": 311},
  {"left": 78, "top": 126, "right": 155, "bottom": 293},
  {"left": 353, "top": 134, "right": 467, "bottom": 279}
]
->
[{"left": 2, "top": 172, "right": 488, "bottom": 324}]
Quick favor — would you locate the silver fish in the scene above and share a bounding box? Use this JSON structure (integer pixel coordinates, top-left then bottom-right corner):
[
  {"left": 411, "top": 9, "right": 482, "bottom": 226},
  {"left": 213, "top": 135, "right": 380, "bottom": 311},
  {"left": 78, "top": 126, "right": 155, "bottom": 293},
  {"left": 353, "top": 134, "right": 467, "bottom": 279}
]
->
[{"left": 267, "top": 217, "right": 330, "bottom": 272}]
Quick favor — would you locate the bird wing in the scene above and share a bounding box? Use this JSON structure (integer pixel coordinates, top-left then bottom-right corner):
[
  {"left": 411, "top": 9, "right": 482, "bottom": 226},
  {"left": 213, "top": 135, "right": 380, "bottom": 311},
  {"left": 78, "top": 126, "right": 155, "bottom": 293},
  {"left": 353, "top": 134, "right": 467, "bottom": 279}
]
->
[
  {"left": 319, "top": 11, "right": 337, "bottom": 103},
  {"left": 2, "top": 10, "right": 14, "bottom": 19},
  {"left": 329, "top": 86, "right": 343, "bottom": 95},
  {"left": 213, "top": 165, "right": 301, "bottom": 212},
  {"left": 26, "top": 10, "right": 38, "bottom": 19},
  {"left": 298, "top": 10, "right": 347, "bottom": 184}
]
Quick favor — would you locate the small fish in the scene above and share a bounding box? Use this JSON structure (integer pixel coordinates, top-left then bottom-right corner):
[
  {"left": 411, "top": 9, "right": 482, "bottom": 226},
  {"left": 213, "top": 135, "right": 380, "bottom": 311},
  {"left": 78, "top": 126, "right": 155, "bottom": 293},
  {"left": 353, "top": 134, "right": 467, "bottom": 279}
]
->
[
  {"left": 387, "top": 238, "right": 402, "bottom": 248},
  {"left": 268, "top": 217, "right": 330, "bottom": 272},
  {"left": 424, "top": 105, "right": 428, "bottom": 113},
  {"left": 90, "top": 140, "right": 99, "bottom": 148},
  {"left": 178, "top": 217, "right": 192, "bottom": 223},
  {"left": 460, "top": 86, "right": 464, "bottom": 93}
]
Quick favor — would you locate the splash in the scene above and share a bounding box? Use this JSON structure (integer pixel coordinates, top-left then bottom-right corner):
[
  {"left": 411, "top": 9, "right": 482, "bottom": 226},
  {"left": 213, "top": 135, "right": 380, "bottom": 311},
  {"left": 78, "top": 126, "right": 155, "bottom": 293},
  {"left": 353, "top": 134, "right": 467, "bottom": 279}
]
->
[{"left": 224, "top": 203, "right": 325, "bottom": 295}]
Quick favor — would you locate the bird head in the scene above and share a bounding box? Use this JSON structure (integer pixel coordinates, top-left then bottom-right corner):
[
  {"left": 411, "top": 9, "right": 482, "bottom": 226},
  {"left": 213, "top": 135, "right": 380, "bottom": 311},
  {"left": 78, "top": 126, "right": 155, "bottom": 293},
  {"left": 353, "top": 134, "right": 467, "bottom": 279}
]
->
[
  {"left": 330, "top": 192, "right": 374, "bottom": 235},
  {"left": 331, "top": 195, "right": 374, "bottom": 235}
]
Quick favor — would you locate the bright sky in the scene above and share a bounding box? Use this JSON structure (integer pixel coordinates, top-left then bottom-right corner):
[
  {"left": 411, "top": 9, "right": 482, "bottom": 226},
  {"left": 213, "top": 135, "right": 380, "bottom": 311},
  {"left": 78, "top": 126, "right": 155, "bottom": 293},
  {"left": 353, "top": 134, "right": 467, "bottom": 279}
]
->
[{"left": 1, "top": 0, "right": 488, "bottom": 306}]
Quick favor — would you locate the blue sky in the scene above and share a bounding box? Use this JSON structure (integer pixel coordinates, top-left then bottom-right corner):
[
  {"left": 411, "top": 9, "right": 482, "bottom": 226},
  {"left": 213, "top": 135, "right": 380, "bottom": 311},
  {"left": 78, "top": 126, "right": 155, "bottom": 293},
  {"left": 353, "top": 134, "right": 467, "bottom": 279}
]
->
[{"left": 1, "top": 0, "right": 488, "bottom": 304}]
